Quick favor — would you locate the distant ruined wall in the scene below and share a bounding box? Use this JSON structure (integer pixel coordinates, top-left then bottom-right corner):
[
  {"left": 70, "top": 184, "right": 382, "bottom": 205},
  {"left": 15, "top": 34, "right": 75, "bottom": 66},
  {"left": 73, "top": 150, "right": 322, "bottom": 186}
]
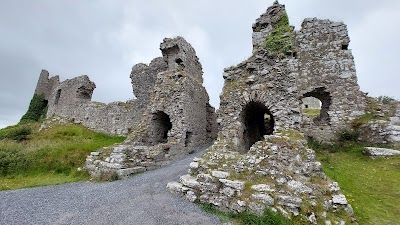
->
[{"left": 37, "top": 74, "right": 142, "bottom": 135}]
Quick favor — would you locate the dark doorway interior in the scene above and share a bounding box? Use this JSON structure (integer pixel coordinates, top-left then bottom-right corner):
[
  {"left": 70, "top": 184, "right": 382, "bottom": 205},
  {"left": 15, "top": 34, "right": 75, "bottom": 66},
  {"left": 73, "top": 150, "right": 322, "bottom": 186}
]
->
[
  {"left": 242, "top": 101, "right": 274, "bottom": 152},
  {"left": 152, "top": 111, "right": 172, "bottom": 144}
]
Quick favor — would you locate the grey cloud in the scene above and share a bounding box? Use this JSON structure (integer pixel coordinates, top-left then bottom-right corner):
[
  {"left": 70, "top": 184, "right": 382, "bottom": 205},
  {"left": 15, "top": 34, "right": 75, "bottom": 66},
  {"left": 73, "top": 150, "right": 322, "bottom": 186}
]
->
[{"left": 1, "top": 0, "right": 399, "bottom": 128}]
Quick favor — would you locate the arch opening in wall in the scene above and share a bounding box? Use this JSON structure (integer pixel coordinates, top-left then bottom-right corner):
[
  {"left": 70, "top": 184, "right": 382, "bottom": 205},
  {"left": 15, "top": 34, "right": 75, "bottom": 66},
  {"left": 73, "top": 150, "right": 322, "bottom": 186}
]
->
[
  {"left": 151, "top": 111, "right": 172, "bottom": 144},
  {"left": 54, "top": 89, "right": 62, "bottom": 105},
  {"left": 302, "top": 88, "right": 332, "bottom": 124},
  {"left": 301, "top": 96, "right": 322, "bottom": 119},
  {"left": 241, "top": 101, "right": 274, "bottom": 153}
]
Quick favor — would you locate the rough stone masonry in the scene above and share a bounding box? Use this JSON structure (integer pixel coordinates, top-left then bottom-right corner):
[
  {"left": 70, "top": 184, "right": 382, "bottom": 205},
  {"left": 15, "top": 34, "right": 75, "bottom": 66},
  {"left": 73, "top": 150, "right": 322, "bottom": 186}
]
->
[
  {"left": 167, "top": 1, "right": 367, "bottom": 224},
  {"left": 85, "top": 37, "right": 217, "bottom": 178}
]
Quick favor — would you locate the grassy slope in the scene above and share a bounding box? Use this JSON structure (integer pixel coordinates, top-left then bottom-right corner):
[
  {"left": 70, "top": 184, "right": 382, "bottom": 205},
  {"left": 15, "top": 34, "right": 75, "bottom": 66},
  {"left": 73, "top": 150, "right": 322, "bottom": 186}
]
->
[
  {"left": 315, "top": 144, "right": 400, "bottom": 225},
  {"left": 0, "top": 122, "right": 125, "bottom": 191}
]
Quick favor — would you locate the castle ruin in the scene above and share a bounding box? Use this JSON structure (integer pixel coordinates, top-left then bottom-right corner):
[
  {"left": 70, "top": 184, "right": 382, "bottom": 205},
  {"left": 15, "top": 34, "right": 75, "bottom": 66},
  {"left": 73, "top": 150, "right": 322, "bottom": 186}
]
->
[{"left": 28, "top": 1, "right": 400, "bottom": 223}]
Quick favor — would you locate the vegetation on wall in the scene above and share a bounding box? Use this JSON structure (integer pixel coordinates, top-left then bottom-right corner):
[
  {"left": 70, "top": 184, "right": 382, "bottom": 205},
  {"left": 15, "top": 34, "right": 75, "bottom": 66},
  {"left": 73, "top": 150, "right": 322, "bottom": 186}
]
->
[
  {"left": 20, "top": 94, "right": 48, "bottom": 124},
  {"left": 264, "top": 12, "right": 294, "bottom": 57}
]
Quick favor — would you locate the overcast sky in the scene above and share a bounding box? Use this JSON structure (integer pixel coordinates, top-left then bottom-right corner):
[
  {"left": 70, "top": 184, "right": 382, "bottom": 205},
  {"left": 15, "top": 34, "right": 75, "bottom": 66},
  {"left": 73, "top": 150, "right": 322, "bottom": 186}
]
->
[{"left": 1, "top": 0, "right": 399, "bottom": 129}]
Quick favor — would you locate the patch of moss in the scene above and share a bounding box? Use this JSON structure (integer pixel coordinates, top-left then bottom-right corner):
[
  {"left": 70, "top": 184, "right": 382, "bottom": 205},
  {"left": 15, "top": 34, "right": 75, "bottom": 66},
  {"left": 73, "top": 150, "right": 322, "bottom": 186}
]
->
[
  {"left": 264, "top": 11, "right": 294, "bottom": 58},
  {"left": 278, "top": 130, "right": 304, "bottom": 141}
]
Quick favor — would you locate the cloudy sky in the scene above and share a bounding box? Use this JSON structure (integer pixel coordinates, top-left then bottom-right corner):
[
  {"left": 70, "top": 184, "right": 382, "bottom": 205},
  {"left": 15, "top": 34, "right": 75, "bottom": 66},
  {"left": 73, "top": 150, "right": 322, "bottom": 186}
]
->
[{"left": 1, "top": 0, "right": 399, "bottom": 129}]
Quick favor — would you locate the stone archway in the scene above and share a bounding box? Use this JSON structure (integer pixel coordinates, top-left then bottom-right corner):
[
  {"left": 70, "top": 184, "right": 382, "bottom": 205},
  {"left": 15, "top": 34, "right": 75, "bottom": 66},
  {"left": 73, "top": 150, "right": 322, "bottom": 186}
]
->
[
  {"left": 241, "top": 101, "right": 274, "bottom": 152},
  {"left": 151, "top": 111, "right": 172, "bottom": 144},
  {"left": 302, "top": 87, "right": 332, "bottom": 124}
]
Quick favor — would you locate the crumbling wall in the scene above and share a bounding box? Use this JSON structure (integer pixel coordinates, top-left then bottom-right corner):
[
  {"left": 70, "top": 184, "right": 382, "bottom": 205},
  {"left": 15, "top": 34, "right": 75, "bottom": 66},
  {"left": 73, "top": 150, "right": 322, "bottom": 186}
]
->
[
  {"left": 130, "top": 57, "right": 167, "bottom": 108},
  {"left": 34, "top": 69, "right": 59, "bottom": 100},
  {"left": 128, "top": 37, "right": 216, "bottom": 154},
  {"left": 217, "top": 2, "right": 301, "bottom": 153},
  {"left": 296, "top": 18, "right": 367, "bottom": 141},
  {"left": 86, "top": 37, "right": 217, "bottom": 178},
  {"left": 33, "top": 50, "right": 167, "bottom": 135},
  {"left": 167, "top": 2, "right": 359, "bottom": 223}
]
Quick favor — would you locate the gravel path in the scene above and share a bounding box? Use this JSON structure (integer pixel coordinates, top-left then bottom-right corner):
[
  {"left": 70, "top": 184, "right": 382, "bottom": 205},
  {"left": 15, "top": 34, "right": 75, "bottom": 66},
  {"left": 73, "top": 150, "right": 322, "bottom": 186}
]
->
[{"left": 0, "top": 147, "right": 222, "bottom": 225}]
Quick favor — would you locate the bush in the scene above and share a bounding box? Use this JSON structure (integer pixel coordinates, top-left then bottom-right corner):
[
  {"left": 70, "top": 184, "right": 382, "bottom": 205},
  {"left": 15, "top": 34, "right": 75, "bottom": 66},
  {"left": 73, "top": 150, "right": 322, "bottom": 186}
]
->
[
  {"left": 376, "top": 95, "right": 395, "bottom": 104},
  {"left": 337, "top": 129, "right": 360, "bottom": 142},
  {"left": 0, "top": 147, "right": 30, "bottom": 176},
  {"left": 0, "top": 125, "right": 32, "bottom": 141},
  {"left": 20, "top": 94, "right": 48, "bottom": 123}
]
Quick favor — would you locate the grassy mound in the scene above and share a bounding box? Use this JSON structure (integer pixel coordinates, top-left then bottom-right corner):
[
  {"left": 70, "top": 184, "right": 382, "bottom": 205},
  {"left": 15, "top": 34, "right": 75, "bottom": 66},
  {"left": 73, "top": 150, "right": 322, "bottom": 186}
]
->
[
  {"left": 0, "top": 122, "right": 125, "bottom": 191},
  {"left": 310, "top": 140, "right": 400, "bottom": 225}
]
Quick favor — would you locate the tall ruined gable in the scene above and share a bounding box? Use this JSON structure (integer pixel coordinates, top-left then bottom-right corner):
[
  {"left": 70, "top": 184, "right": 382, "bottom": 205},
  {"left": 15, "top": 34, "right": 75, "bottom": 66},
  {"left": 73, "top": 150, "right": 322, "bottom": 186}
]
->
[{"left": 296, "top": 18, "right": 366, "bottom": 141}]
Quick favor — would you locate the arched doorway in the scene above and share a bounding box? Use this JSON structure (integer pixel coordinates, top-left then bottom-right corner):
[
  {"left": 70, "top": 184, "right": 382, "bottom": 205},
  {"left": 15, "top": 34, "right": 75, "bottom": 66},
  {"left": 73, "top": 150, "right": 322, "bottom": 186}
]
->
[
  {"left": 151, "top": 111, "right": 172, "bottom": 144},
  {"left": 242, "top": 101, "right": 274, "bottom": 152},
  {"left": 302, "top": 88, "right": 331, "bottom": 124}
]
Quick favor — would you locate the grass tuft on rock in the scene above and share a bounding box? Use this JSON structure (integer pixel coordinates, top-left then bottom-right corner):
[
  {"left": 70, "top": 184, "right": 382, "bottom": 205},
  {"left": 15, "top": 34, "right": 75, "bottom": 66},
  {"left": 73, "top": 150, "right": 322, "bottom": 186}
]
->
[{"left": 200, "top": 203, "right": 289, "bottom": 225}]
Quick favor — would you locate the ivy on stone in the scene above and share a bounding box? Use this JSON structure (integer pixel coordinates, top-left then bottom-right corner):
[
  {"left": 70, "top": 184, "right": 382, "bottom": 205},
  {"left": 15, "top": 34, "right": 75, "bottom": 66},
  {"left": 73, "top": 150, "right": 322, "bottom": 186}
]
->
[{"left": 20, "top": 94, "right": 48, "bottom": 124}]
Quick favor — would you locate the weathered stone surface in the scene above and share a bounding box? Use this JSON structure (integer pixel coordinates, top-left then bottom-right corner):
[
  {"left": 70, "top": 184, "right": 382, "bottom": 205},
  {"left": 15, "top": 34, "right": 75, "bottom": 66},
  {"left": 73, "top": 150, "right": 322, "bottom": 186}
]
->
[
  {"left": 219, "top": 179, "right": 245, "bottom": 190},
  {"left": 167, "top": 182, "right": 189, "bottom": 194},
  {"left": 211, "top": 171, "right": 229, "bottom": 179},
  {"left": 332, "top": 194, "right": 348, "bottom": 205},
  {"left": 251, "top": 184, "right": 275, "bottom": 193},
  {"left": 251, "top": 194, "right": 274, "bottom": 206},
  {"left": 84, "top": 37, "right": 217, "bottom": 179},
  {"left": 363, "top": 147, "right": 400, "bottom": 157},
  {"left": 180, "top": 175, "right": 199, "bottom": 188},
  {"left": 287, "top": 180, "right": 312, "bottom": 194}
]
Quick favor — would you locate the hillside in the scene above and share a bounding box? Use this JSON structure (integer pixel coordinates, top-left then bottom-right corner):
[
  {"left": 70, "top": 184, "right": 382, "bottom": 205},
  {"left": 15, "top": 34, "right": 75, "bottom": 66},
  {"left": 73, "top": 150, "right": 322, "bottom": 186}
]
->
[{"left": 0, "top": 119, "right": 125, "bottom": 190}]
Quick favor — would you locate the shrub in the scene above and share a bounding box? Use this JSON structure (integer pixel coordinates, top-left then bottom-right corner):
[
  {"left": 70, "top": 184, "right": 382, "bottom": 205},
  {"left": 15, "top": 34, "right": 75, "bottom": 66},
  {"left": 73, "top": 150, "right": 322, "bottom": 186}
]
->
[
  {"left": 0, "top": 147, "right": 30, "bottom": 176},
  {"left": 337, "top": 129, "right": 360, "bottom": 142},
  {"left": 376, "top": 95, "right": 395, "bottom": 104},
  {"left": 20, "top": 94, "right": 48, "bottom": 123},
  {"left": 0, "top": 125, "right": 32, "bottom": 141}
]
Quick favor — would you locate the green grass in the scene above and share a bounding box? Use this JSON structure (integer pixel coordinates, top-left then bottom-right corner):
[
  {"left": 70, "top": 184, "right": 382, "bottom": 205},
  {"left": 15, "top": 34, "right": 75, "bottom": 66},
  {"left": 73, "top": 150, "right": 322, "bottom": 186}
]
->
[
  {"left": 0, "top": 122, "right": 125, "bottom": 191},
  {"left": 302, "top": 108, "right": 321, "bottom": 118},
  {"left": 311, "top": 141, "right": 400, "bottom": 225},
  {"left": 0, "top": 173, "right": 88, "bottom": 191},
  {"left": 200, "top": 203, "right": 289, "bottom": 225}
]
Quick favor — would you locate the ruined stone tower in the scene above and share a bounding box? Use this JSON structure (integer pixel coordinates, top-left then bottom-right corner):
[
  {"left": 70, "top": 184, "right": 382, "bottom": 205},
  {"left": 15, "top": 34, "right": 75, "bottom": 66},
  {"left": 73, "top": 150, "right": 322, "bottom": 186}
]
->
[
  {"left": 128, "top": 37, "right": 217, "bottom": 154},
  {"left": 86, "top": 37, "right": 217, "bottom": 177},
  {"left": 168, "top": 2, "right": 359, "bottom": 223}
]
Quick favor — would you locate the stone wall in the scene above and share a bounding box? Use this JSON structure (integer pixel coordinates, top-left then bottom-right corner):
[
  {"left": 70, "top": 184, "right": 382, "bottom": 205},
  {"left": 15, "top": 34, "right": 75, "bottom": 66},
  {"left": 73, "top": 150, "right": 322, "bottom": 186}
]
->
[
  {"left": 301, "top": 97, "right": 321, "bottom": 110},
  {"left": 86, "top": 37, "right": 217, "bottom": 178},
  {"left": 168, "top": 1, "right": 364, "bottom": 223},
  {"left": 296, "top": 18, "right": 367, "bottom": 141},
  {"left": 168, "top": 134, "right": 355, "bottom": 224},
  {"left": 35, "top": 73, "right": 143, "bottom": 136}
]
